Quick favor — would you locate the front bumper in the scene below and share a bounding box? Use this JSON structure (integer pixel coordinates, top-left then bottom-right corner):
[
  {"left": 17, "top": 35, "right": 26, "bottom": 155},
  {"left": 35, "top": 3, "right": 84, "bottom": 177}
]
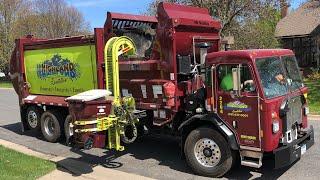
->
[{"left": 273, "top": 125, "right": 314, "bottom": 169}]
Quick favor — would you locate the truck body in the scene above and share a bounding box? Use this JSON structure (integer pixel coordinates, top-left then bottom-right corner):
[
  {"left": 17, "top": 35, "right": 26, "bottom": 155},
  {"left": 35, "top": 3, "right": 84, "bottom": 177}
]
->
[{"left": 10, "top": 2, "right": 314, "bottom": 177}]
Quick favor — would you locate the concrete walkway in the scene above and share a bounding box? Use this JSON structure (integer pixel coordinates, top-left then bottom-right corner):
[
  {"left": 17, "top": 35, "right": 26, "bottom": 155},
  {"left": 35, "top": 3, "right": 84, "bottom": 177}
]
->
[
  {"left": 309, "top": 115, "right": 320, "bottom": 121},
  {"left": 39, "top": 166, "right": 154, "bottom": 180},
  {"left": 0, "top": 139, "right": 154, "bottom": 180}
]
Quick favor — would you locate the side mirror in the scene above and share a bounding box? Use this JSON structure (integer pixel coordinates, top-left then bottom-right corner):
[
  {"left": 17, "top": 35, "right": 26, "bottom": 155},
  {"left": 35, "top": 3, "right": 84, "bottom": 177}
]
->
[{"left": 232, "top": 67, "right": 241, "bottom": 96}]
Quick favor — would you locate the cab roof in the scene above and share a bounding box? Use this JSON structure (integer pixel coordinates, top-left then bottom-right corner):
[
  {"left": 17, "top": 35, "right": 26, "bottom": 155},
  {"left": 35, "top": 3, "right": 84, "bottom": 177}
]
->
[{"left": 206, "top": 49, "right": 294, "bottom": 64}]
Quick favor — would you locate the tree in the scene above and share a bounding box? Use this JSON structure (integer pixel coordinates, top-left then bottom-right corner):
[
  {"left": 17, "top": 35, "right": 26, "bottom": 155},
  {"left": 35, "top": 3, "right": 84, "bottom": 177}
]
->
[
  {"left": 146, "top": 0, "right": 281, "bottom": 49},
  {"left": 0, "top": 0, "right": 28, "bottom": 74},
  {"left": 33, "top": 0, "right": 90, "bottom": 39},
  {"left": 0, "top": 0, "right": 90, "bottom": 74},
  {"left": 233, "top": 6, "right": 281, "bottom": 49}
]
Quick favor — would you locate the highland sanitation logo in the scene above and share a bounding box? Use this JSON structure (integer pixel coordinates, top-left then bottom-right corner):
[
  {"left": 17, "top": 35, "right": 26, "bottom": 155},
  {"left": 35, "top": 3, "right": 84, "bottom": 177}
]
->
[{"left": 37, "top": 54, "right": 80, "bottom": 82}]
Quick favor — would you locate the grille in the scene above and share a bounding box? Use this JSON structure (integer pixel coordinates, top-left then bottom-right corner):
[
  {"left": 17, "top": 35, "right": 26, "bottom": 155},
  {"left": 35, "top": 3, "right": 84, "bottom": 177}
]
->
[{"left": 283, "top": 96, "right": 302, "bottom": 131}]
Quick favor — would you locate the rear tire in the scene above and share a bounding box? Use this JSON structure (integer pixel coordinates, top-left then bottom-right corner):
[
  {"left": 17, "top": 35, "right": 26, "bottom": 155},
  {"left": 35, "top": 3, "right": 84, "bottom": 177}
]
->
[
  {"left": 64, "top": 115, "right": 73, "bottom": 145},
  {"left": 184, "top": 127, "right": 233, "bottom": 177},
  {"left": 25, "top": 106, "right": 43, "bottom": 131},
  {"left": 41, "top": 111, "right": 62, "bottom": 142}
]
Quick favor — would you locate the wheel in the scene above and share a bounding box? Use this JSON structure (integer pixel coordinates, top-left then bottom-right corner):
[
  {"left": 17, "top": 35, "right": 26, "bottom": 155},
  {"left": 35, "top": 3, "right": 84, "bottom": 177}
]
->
[
  {"left": 184, "top": 127, "right": 233, "bottom": 177},
  {"left": 121, "top": 123, "right": 138, "bottom": 144},
  {"left": 25, "top": 106, "right": 43, "bottom": 131},
  {"left": 64, "top": 115, "right": 73, "bottom": 145},
  {"left": 40, "top": 111, "right": 62, "bottom": 142}
]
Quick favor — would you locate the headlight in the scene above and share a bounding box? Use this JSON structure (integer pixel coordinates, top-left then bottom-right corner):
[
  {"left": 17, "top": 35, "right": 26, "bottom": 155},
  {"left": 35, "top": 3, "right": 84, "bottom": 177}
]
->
[{"left": 272, "top": 120, "right": 280, "bottom": 133}]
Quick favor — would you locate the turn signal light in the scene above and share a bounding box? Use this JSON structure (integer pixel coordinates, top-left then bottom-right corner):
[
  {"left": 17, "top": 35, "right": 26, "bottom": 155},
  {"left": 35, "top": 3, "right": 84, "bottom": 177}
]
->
[{"left": 271, "top": 112, "right": 278, "bottom": 119}]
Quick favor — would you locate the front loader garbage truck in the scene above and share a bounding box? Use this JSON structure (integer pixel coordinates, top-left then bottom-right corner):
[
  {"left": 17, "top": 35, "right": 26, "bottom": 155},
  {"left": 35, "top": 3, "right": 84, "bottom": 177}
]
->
[{"left": 10, "top": 2, "right": 314, "bottom": 177}]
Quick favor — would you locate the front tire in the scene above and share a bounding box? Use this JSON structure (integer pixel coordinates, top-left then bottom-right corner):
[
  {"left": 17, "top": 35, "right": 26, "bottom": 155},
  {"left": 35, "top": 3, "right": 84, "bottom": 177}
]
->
[
  {"left": 184, "top": 127, "right": 233, "bottom": 177},
  {"left": 40, "top": 111, "right": 62, "bottom": 142}
]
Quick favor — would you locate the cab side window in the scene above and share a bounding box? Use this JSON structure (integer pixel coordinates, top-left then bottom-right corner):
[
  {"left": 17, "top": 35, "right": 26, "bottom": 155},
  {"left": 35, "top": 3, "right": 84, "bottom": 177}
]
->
[
  {"left": 218, "top": 65, "right": 237, "bottom": 91},
  {"left": 217, "top": 64, "right": 255, "bottom": 93},
  {"left": 241, "top": 66, "right": 256, "bottom": 93}
]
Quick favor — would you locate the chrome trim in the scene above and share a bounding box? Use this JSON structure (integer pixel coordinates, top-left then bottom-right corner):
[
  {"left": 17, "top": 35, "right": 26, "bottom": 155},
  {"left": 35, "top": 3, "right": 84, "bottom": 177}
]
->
[{"left": 211, "top": 65, "right": 216, "bottom": 112}]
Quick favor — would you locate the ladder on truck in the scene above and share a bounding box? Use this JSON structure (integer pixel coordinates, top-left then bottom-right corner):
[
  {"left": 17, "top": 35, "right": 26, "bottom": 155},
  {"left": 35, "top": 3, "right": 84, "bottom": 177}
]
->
[{"left": 70, "top": 36, "right": 138, "bottom": 151}]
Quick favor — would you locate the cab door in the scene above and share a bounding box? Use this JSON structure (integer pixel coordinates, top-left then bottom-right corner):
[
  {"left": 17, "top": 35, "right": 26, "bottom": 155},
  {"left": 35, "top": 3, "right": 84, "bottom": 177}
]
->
[{"left": 215, "top": 63, "right": 261, "bottom": 149}]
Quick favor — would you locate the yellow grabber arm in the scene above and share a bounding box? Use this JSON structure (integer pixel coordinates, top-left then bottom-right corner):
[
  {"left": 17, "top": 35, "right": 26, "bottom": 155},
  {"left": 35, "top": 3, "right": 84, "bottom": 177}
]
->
[
  {"left": 73, "top": 36, "right": 137, "bottom": 151},
  {"left": 104, "top": 36, "right": 137, "bottom": 151}
]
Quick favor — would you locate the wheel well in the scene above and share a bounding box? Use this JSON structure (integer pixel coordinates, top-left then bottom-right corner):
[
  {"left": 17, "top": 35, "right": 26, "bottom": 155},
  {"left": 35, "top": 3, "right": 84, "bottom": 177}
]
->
[
  {"left": 46, "top": 106, "right": 68, "bottom": 116},
  {"left": 180, "top": 119, "right": 232, "bottom": 158},
  {"left": 20, "top": 105, "right": 29, "bottom": 131}
]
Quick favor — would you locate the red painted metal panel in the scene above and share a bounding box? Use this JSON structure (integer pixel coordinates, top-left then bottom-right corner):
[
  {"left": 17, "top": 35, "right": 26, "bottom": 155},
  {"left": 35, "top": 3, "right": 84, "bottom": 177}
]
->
[
  {"left": 23, "top": 36, "right": 94, "bottom": 50},
  {"left": 158, "top": 2, "right": 221, "bottom": 29},
  {"left": 68, "top": 99, "right": 113, "bottom": 148},
  {"left": 94, "top": 28, "right": 106, "bottom": 89},
  {"left": 129, "top": 79, "right": 146, "bottom": 99},
  {"left": 206, "top": 49, "right": 295, "bottom": 65},
  {"left": 106, "top": 12, "right": 157, "bottom": 23},
  {"left": 119, "top": 60, "right": 159, "bottom": 71}
]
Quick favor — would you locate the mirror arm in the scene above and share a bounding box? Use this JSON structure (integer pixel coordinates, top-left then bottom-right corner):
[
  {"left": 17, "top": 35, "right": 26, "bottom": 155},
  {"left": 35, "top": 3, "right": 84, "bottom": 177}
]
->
[
  {"left": 232, "top": 65, "right": 242, "bottom": 97},
  {"left": 237, "top": 64, "right": 242, "bottom": 97}
]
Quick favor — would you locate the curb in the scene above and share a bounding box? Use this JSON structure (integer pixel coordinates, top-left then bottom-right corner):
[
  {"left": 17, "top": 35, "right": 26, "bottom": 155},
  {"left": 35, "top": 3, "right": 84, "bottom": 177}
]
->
[
  {"left": 309, "top": 115, "right": 320, "bottom": 121},
  {"left": 0, "top": 87, "right": 13, "bottom": 90},
  {"left": 0, "top": 139, "right": 154, "bottom": 180},
  {"left": 0, "top": 139, "right": 60, "bottom": 162}
]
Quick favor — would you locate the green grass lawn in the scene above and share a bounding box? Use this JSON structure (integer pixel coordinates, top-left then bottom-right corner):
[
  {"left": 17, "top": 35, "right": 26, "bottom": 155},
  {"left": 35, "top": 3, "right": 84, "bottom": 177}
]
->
[
  {"left": 0, "top": 145, "right": 56, "bottom": 180},
  {"left": 304, "top": 79, "right": 320, "bottom": 115},
  {"left": 0, "top": 81, "right": 12, "bottom": 88}
]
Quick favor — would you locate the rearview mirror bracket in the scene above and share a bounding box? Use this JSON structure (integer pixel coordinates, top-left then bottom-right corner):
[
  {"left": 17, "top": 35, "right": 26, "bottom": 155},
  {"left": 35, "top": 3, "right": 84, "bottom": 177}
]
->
[{"left": 232, "top": 65, "right": 241, "bottom": 97}]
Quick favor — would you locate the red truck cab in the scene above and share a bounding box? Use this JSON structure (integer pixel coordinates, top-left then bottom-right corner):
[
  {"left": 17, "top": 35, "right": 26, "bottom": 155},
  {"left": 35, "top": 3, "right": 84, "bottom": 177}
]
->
[{"left": 206, "top": 49, "right": 314, "bottom": 168}]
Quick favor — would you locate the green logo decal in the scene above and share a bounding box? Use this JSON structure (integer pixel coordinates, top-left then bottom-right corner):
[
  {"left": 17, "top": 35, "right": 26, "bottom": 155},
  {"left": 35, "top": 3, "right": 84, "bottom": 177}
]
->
[
  {"left": 24, "top": 45, "right": 97, "bottom": 96},
  {"left": 224, "top": 101, "right": 251, "bottom": 112},
  {"left": 37, "top": 54, "right": 80, "bottom": 80}
]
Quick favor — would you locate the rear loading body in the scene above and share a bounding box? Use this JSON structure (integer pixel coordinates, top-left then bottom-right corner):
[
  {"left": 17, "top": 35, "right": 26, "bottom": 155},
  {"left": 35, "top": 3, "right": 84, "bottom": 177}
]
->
[{"left": 10, "top": 2, "right": 314, "bottom": 178}]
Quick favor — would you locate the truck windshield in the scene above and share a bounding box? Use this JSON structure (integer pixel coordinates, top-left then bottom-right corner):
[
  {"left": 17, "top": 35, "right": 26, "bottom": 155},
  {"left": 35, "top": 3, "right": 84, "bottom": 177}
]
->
[
  {"left": 255, "top": 55, "right": 303, "bottom": 99},
  {"left": 255, "top": 57, "right": 288, "bottom": 99},
  {"left": 282, "top": 56, "right": 303, "bottom": 90}
]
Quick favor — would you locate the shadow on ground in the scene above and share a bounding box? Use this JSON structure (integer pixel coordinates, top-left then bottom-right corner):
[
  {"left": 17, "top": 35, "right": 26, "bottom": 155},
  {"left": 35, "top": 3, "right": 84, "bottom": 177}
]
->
[
  {"left": 1, "top": 122, "right": 47, "bottom": 140},
  {"left": 1, "top": 122, "right": 291, "bottom": 179}
]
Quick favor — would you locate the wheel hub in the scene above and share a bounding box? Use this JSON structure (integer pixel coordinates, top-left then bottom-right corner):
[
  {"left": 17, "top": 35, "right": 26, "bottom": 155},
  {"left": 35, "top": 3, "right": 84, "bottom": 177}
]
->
[
  {"left": 44, "top": 117, "right": 55, "bottom": 137},
  {"left": 68, "top": 123, "right": 74, "bottom": 136},
  {"left": 27, "top": 111, "right": 38, "bottom": 128},
  {"left": 203, "top": 148, "right": 213, "bottom": 157},
  {"left": 194, "top": 138, "right": 221, "bottom": 167}
]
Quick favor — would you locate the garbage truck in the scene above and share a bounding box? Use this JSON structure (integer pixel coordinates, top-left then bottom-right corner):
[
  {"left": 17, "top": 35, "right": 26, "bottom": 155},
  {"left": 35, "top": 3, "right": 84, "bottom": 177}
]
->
[{"left": 10, "top": 2, "right": 314, "bottom": 177}]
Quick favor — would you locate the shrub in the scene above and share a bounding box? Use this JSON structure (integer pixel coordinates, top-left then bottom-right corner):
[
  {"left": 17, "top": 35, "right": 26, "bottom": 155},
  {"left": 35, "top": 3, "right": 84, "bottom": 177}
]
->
[{"left": 307, "top": 68, "right": 320, "bottom": 81}]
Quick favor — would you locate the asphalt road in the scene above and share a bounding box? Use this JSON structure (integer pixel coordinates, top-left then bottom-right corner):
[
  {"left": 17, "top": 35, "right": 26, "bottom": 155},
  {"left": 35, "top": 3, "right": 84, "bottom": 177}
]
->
[{"left": 0, "top": 88, "right": 319, "bottom": 180}]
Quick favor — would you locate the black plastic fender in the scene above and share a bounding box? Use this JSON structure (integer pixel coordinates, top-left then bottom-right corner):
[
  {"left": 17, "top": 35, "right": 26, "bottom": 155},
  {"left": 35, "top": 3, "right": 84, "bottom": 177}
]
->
[{"left": 178, "top": 113, "right": 239, "bottom": 150}]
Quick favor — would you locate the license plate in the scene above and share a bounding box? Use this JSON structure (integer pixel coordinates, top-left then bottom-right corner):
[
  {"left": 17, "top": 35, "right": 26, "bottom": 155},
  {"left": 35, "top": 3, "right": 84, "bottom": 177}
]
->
[{"left": 301, "top": 144, "right": 307, "bottom": 155}]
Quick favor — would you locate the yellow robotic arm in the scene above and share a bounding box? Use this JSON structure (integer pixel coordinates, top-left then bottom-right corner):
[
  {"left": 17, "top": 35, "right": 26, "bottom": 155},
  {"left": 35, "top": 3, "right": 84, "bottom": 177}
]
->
[
  {"left": 104, "top": 36, "right": 136, "bottom": 105},
  {"left": 72, "top": 36, "right": 137, "bottom": 151},
  {"left": 104, "top": 36, "right": 137, "bottom": 151}
]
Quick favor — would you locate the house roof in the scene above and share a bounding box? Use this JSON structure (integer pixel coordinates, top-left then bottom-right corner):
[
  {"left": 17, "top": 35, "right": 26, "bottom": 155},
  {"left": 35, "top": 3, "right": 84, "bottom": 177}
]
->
[{"left": 275, "top": 1, "right": 320, "bottom": 37}]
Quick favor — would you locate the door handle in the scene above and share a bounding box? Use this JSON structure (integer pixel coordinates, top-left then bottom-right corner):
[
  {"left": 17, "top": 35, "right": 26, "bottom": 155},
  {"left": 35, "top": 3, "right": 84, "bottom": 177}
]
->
[{"left": 232, "top": 120, "right": 238, "bottom": 129}]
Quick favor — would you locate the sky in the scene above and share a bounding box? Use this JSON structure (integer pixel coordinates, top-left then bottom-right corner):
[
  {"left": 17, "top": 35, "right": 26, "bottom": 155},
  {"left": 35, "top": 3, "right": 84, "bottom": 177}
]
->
[
  {"left": 66, "top": 0, "right": 308, "bottom": 30},
  {"left": 66, "top": 0, "right": 153, "bottom": 29}
]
